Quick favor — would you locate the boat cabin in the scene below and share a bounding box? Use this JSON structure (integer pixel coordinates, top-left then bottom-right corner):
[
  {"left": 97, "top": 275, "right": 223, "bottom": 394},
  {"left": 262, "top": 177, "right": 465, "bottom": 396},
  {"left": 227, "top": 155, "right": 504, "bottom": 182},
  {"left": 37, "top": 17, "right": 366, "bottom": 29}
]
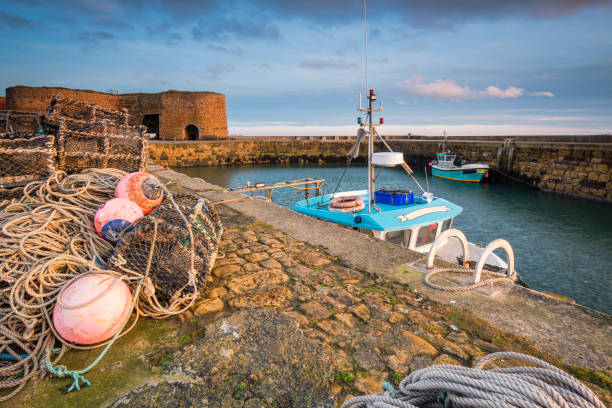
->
[
  {"left": 435, "top": 153, "right": 456, "bottom": 168},
  {"left": 370, "top": 217, "right": 454, "bottom": 252}
]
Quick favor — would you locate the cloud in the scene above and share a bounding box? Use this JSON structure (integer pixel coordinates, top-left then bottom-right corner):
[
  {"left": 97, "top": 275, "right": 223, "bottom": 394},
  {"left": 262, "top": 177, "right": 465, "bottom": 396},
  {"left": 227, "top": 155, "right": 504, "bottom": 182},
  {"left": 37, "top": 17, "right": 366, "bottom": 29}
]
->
[
  {"left": 208, "top": 44, "right": 243, "bottom": 56},
  {"left": 253, "top": 0, "right": 610, "bottom": 27},
  {"left": 530, "top": 91, "right": 555, "bottom": 97},
  {"left": 77, "top": 31, "right": 115, "bottom": 49},
  {"left": 145, "top": 23, "right": 182, "bottom": 46},
  {"left": 192, "top": 17, "right": 280, "bottom": 42},
  {"left": 0, "top": 12, "right": 34, "bottom": 29},
  {"left": 299, "top": 58, "right": 357, "bottom": 70},
  {"left": 206, "top": 63, "right": 235, "bottom": 79},
  {"left": 482, "top": 85, "right": 524, "bottom": 98},
  {"left": 399, "top": 78, "right": 525, "bottom": 100}
]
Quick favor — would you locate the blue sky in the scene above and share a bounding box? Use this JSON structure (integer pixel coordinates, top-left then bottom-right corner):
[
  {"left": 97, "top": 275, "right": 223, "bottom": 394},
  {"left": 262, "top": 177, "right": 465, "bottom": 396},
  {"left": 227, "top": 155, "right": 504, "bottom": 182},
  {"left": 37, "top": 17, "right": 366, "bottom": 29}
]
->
[{"left": 1, "top": 0, "right": 611, "bottom": 135}]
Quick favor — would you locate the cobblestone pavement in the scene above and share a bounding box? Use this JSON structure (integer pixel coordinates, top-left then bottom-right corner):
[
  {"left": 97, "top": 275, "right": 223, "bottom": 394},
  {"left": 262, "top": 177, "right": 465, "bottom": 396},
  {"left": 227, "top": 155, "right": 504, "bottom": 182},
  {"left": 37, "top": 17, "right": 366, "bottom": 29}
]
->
[{"left": 192, "top": 206, "right": 611, "bottom": 404}]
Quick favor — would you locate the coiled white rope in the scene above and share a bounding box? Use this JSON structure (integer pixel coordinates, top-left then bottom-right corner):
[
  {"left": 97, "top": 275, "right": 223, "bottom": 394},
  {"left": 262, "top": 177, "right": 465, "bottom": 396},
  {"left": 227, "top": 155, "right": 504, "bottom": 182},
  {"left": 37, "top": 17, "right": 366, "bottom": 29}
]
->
[{"left": 341, "top": 352, "right": 605, "bottom": 408}]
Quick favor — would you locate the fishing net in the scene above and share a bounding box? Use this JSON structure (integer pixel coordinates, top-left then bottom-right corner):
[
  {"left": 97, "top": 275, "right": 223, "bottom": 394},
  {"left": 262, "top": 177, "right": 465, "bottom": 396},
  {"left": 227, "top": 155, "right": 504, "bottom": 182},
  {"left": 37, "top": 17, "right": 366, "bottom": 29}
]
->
[
  {"left": 0, "top": 168, "right": 222, "bottom": 401},
  {"left": 110, "top": 192, "right": 223, "bottom": 316}
]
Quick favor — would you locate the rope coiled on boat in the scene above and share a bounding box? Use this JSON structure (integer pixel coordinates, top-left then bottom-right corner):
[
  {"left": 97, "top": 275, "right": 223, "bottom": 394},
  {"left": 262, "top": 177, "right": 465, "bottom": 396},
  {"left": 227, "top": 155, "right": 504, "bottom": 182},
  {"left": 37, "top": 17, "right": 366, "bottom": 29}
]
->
[{"left": 341, "top": 352, "right": 605, "bottom": 408}]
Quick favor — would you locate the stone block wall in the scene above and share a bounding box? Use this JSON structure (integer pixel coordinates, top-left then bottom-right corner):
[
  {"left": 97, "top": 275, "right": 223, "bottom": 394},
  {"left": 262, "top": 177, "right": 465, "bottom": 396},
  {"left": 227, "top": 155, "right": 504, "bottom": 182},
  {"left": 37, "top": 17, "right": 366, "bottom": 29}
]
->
[
  {"left": 6, "top": 86, "right": 120, "bottom": 111},
  {"left": 4, "top": 86, "right": 228, "bottom": 140},
  {"left": 149, "top": 139, "right": 367, "bottom": 167},
  {"left": 149, "top": 138, "right": 612, "bottom": 202}
]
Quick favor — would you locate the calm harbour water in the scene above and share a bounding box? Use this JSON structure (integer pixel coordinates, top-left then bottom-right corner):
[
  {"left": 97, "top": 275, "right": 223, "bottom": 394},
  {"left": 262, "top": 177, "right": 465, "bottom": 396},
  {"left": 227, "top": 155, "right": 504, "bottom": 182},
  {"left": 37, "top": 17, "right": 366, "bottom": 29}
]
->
[{"left": 175, "top": 163, "right": 612, "bottom": 314}]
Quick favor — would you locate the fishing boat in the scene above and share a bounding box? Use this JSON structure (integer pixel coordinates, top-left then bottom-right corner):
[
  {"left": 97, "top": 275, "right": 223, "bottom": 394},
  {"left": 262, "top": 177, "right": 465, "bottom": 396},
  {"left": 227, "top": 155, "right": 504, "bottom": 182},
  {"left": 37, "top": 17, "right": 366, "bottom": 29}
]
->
[
  {"left": 430, "top": 132, "right": 489, "bottom": 183},
  {"left": 292, "top": 4, "right": 507, "bottom": 271},
  {"left": 292, "top": 92, "right": 507, "bottom": 270}
]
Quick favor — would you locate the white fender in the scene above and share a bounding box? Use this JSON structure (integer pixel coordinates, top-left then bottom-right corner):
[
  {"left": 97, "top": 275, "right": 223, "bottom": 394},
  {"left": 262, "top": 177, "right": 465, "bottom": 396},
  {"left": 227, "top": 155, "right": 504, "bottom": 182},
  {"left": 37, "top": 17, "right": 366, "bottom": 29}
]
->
[
  {"left": 427, "top": 228, "right": 469, "bottom": 269},
  {"left": 474, "top": 239, "right": 515, "bottom": 283}
]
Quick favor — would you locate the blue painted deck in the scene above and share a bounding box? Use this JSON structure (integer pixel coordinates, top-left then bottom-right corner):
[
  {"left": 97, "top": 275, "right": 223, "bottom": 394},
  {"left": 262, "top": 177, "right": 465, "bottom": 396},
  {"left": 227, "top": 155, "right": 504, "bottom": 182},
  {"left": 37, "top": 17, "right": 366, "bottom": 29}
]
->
[{"left": 293, "top": 191, "right": 463, "bottom": 232}]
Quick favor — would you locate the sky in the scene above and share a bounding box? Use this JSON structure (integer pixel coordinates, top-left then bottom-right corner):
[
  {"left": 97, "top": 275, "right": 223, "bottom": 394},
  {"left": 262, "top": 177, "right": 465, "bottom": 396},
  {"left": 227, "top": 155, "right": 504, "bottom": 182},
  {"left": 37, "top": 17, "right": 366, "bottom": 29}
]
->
[{"left": 1, "top": 0, "right": 611, "bottom": 136}]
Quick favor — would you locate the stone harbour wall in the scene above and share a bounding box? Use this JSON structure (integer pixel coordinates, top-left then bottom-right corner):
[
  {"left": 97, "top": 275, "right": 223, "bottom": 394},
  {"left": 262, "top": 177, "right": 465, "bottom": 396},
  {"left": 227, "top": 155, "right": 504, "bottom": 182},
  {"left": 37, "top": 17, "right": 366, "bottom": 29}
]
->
[{"left": 149, "top": 137, "right": 612, "bottom": 202}]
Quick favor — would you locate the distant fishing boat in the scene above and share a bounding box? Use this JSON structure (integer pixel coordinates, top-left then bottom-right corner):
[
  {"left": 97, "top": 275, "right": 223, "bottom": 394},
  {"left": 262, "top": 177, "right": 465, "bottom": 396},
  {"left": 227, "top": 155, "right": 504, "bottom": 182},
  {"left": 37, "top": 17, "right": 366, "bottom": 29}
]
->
[{"left": 430, "top": 131, "right": 489, "bottom": 183}]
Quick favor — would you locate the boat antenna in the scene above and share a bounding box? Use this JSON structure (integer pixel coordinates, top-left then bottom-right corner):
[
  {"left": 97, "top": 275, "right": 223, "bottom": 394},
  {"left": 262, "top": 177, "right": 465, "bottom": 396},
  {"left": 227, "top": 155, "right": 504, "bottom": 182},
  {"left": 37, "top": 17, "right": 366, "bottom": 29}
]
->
[
  {"left": 363, "top": 0, "right": 368, "bottom": 95},
  {"left": 425, "top": 165, "right": 430, "bottom": 192}
]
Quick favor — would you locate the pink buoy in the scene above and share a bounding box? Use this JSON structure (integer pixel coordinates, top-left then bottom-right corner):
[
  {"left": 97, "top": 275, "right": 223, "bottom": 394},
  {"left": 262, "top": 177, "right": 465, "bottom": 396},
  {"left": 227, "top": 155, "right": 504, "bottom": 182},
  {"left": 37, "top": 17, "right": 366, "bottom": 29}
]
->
[
  {"left": 115, "top": 172, "right": 163, "bottom": 215},
  {"left": 94, "top": 198, "right": 143, "bottom": 242},
  {"left": 53, "top": 273, "right": 133, "bottom": 345}
]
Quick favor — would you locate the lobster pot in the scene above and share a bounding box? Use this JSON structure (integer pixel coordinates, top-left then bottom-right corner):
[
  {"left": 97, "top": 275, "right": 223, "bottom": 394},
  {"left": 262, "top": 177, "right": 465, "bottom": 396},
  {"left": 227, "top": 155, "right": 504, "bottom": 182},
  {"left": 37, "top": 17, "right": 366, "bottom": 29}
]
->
[
  {"left": 0, "top": 111, "right": 44, "bottom": 134},
  {"left": 56, "top": 128, "right": 147, "bottom": 174},
  {"left": 0, "top": 134, "right": 56, "bottom": 186},
  {"left": 46, "top": 96, "right": 129, "bottom": 126},
  {"left": 110, "top": 193, "right": 222, "bottom": 304}
]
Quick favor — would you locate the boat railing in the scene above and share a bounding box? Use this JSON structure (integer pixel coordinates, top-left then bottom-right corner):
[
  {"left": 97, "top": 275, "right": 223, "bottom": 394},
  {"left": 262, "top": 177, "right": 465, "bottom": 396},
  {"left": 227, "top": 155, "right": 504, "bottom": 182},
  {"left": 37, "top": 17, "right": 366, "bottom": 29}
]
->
[{"left": 229, "top": 178, "right": 325, "bottom": 203}]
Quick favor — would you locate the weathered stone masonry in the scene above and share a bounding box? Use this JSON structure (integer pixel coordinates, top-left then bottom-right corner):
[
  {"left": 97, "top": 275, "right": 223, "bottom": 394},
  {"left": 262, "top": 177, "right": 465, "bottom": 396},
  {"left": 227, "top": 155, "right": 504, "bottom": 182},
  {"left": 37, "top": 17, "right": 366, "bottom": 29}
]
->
[
  {"left": 4, "top": 86, "right": 228, "bottom": 140},
  {"left": 149, "top": 136, "right": 612, "bottom": 202}
]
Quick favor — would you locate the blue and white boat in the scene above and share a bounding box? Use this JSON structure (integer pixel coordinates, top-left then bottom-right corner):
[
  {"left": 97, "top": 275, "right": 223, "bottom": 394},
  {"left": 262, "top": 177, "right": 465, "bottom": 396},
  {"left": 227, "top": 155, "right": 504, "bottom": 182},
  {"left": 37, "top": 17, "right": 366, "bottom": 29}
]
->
[
  {"left": 292, "top": 91, "right": 507, "bottom": 269},
  {"left": 431, "top": 134, "right": 489, "bottom": 183},
  {"left": 293, "top": 4, "right": 506, "bottom": 269}
]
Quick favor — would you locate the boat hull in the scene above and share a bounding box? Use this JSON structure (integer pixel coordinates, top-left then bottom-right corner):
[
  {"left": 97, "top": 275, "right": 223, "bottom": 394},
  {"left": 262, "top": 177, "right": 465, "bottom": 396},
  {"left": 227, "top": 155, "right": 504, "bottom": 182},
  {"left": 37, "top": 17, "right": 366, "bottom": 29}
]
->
[{"left": 431, "top": 164, "right": 488, "bottom": 183}]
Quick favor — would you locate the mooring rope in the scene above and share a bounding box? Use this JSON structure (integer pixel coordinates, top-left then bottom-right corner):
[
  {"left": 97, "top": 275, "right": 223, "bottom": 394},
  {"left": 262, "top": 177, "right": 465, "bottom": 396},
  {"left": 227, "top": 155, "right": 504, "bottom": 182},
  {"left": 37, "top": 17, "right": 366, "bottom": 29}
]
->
[
  {"left": 342, "top": 352, "right": 605, "bottom": 408},
  {"left": 424, "top": 266, "right": 516, "bottom": 292}
]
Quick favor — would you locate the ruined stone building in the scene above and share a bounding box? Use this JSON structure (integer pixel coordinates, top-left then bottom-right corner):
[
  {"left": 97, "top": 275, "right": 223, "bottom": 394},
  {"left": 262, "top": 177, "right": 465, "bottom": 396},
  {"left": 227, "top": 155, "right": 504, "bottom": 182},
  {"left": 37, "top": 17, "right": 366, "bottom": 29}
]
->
[{"left": 4, "top": 86, "right": 228, "bottom": 140}]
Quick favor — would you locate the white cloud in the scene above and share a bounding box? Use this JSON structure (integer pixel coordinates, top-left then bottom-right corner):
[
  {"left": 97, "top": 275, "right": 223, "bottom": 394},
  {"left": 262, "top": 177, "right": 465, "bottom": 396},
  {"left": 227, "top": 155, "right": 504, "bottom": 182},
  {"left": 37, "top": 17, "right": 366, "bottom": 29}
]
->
[
  {"left": 399, "top": 78, "right": 525, "bottom": 100},
  {"left": 529, "top": 91, "right": 555, "bottom": 97},
  {"left": 482, "top": 86, "right": 524, "bottom": 98}
]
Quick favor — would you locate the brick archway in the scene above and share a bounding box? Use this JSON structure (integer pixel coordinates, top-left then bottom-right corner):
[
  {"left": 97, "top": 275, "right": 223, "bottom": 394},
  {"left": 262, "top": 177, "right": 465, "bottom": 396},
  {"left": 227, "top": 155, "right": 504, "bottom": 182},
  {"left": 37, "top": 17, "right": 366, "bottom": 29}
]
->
[{"left": 184, "top": 124, "right": 199, "bottom": 140}]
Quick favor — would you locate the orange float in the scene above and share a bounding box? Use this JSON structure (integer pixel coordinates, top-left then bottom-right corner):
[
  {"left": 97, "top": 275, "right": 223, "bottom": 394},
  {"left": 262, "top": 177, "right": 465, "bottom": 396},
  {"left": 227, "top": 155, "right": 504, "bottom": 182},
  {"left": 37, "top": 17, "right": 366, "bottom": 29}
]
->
[
  {"left": 115, "top": 172, "right": 163, "bottom": 215},
  {"left": 53, "top": 273, "right": 133, "bottom": 345}
]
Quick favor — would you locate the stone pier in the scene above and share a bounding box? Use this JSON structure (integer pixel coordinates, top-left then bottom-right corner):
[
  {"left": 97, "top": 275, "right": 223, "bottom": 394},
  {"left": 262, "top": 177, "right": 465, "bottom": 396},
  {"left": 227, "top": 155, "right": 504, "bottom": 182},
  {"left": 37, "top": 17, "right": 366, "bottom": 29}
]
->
[{"left": 149, "top": 135, "right": 612, "bottom": 202}]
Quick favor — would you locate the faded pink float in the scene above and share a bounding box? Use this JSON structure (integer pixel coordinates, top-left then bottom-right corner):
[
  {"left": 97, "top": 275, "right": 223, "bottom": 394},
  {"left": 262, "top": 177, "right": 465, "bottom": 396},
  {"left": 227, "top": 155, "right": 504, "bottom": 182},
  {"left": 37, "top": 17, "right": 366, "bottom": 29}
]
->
[
  {"left": 94, "top": 198, "right": 143, "bottom": 242},
  {"left": 53, "top": 273, "right": 133, "bottom": 345},
  {"left": 115, "top": 172, "right": 163, "bottom": 215}
]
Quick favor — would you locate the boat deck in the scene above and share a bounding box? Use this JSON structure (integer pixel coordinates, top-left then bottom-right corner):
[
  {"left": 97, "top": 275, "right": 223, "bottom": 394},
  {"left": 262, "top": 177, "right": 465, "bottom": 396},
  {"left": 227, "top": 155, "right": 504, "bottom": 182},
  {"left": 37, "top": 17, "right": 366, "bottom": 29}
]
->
[{"left": 293, "top": 190, "right": 463, "bottom": 232}]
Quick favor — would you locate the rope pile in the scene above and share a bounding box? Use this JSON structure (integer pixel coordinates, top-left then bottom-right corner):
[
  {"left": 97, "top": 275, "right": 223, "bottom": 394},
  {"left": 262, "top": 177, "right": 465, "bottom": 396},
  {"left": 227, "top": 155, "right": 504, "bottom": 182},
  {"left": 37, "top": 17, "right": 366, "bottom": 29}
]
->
[
  {"left": 0, "top": 168, "right": 221, "bottom": 401},
  {"left": 424, "top": 266, "right": 516, "bottom": 292},
  {"left": 342, "top": 352, "right": 605, "bottom": 408}
]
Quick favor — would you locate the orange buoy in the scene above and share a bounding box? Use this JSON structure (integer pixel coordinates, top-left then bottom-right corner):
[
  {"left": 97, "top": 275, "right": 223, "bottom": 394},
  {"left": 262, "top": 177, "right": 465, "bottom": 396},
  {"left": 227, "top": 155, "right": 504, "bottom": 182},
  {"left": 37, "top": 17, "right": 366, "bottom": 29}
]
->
[
  {"left": 53, "top": 273, "right": 133, "bottom": 345},
  {"left": 94, "top": 198, "right": 143, "bottom": 242},
  {"left": 115, "top": 172, "right": 163, "bottom": 215}
]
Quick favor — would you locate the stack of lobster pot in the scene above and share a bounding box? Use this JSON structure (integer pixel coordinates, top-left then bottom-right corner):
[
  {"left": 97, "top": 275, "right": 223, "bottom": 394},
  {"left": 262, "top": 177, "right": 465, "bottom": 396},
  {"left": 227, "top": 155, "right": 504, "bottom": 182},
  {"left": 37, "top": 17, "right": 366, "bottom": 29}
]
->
[{"left": 45, "top": 96, "right": 148, "bottom": 174}]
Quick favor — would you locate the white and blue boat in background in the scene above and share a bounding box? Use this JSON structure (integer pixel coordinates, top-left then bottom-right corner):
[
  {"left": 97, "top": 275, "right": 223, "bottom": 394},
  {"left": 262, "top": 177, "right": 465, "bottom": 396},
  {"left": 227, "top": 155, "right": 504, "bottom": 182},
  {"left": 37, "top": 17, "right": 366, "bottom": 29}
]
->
[
  {"left": 431, "top": 133, "right": 490, "bottom": 183},
  {"left": 292, "top": 91, "right": 507, "bottom": 270}
]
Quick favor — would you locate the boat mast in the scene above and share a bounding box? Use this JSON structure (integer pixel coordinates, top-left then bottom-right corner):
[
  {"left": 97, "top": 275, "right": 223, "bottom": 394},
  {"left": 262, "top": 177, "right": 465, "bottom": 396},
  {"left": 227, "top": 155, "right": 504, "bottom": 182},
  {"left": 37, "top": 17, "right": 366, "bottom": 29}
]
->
[{"left": 363, "top": 0, "right": 373, "bottom": 214}]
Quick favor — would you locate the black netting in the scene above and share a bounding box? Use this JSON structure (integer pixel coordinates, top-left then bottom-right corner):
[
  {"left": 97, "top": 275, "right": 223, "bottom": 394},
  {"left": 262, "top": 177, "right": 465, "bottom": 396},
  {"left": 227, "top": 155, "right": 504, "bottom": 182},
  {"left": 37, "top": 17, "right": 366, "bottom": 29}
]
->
[{"left": 110, "top": 193, "right": 223, "bottom": 304}]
